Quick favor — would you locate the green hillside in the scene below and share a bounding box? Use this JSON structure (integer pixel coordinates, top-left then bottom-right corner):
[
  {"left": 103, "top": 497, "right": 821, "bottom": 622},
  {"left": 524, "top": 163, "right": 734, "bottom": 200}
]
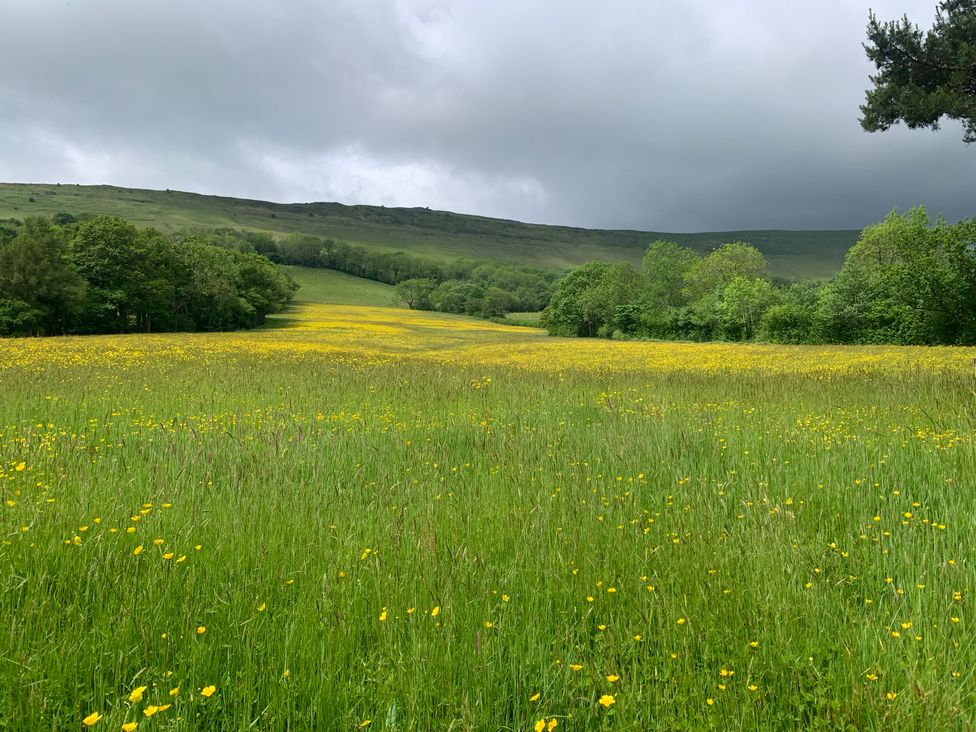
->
[
  {"left": 0, "top": 182, "right": 858, "bottom": 278},
  {"left": 281, "top": 266, "right": 396, "bottom": 306}
]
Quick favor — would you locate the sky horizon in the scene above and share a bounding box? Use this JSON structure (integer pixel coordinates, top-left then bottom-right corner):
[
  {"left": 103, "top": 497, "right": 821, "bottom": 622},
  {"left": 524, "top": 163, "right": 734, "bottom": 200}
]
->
[{"left": 1, "top": 0, "right": 973, "bottom": 232}]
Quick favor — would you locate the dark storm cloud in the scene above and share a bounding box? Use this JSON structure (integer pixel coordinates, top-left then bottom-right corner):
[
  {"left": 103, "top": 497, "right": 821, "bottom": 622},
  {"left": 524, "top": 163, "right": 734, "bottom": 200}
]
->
[{"left": 1, "top": 0, "right": 972, "bottom": 231}]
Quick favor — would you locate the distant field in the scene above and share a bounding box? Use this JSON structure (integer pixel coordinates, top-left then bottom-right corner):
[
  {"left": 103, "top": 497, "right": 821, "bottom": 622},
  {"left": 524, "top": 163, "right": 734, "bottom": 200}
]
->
[
  {"left": 0, "top": 182, "right": 857, "bottom": 278},
  {"left": 1, "top": 303, "right": 974, "bottom": 728},
  {"left": 282, "top": 265, "right": 397, "bottom": 306},
  {"left": 503, "top": 311, "right": 544, "bottom": 326}
]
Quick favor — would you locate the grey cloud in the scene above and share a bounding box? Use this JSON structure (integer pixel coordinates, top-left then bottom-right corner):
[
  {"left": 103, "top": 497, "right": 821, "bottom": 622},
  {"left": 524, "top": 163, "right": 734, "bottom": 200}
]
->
[{"left": 0, "top": 0, "right": 972, "bottom": 231}]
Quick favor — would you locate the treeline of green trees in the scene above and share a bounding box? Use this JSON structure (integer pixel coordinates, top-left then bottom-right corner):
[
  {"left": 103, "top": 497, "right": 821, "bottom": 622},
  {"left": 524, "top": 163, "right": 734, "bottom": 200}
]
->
[
  {"left": 271, "top": 232, "right": 558, "bottom": 317},
  {"left": 543, "top": 208, "right": 976, "bottom": 345},
  {"left": 0, "top": 215, "right": 296, "bottom": 336}
]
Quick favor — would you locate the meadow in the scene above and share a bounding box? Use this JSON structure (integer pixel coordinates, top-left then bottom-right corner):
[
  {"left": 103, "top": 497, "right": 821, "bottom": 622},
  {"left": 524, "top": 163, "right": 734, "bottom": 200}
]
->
[{"left": 1, "top": 300, "right": 974, "bottom": 729}]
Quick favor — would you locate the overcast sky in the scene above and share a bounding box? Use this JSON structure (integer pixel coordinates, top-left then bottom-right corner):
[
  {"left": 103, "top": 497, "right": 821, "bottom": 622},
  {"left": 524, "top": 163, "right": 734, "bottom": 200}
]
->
[{"left": 1, "top": 0, "right": 972, "bottom": 231}]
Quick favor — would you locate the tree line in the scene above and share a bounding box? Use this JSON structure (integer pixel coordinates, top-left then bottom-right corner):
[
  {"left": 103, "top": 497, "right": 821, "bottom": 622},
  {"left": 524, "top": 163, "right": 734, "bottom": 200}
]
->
[
  {"left": 0, "top": 215, "right": 296, "bottom": 336},
  {"left": 543, "top": 208, "right": 976, "bottom": 345},
  {"left": 270, "top": 232, "right": 559, "bottom": 317}
]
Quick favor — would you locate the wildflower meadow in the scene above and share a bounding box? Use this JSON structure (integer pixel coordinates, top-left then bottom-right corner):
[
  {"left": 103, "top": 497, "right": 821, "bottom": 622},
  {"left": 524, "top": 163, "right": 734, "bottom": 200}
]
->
[{"left": 1, "top": 303, "right": 974, "bottom": 729}]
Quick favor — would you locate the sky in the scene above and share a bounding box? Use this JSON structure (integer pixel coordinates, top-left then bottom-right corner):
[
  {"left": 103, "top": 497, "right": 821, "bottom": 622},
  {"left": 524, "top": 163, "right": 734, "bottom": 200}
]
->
[{"left": 1, "top": 0, "right": 972, "bottom": 232}]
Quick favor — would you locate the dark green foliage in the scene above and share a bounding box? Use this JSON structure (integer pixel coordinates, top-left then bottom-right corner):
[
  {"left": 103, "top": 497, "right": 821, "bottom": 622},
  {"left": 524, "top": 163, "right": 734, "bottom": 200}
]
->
[
  {"left": 481, "top": 286, "right": 519, "bottom": 318},
  {"left": 278, "top": 233, "right": 325, "bottom": 267},
  {"left": 0, "top": 215, "right": 295, "bottom": 336},
  {"left": 269, "top": 232, "right": 557, "bottom": 318},
  {"left": 682, "top": 242, "right": 769, "bottom": 303},
  {"left": 715, "top": 276, "right": 780, "bottom": 341},
  {"left": 541, "top": 261, "right": 638, "bottom": 337},
  {"left": 430, "top": 281, "right": 485, "bottom": 315},
  {"left": 642, "top": 240, "right": 700, "bottom": 309},
  {"left": 0, "top": 298, "right": 37, "bottom": 336},
  {"left": 0, "top": 218, "right": 86, "bottom": 335},
  {"left": 67, "top": 216, "right": 141, "bottom": 331},
  {"left": 544, "top": 209, "right": 976, "bottom": 345},
  {"left": 395, "top": 278, "right": 437, "bottom": 310},
  {"left": 758, "top": 282, "right": 823, "bottom": 344},
  {"left": 861, "top": 1, "right": 976, "bottom": 142},
  {"left": 818, "top": 207, "right": 976, "bottom": 344}
]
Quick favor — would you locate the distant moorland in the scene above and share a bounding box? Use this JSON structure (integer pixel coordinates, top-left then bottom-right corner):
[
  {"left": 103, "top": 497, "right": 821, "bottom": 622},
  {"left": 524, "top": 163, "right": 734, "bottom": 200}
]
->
[{"left": 0, "top": 182, "right": 857, "bottom": 278}]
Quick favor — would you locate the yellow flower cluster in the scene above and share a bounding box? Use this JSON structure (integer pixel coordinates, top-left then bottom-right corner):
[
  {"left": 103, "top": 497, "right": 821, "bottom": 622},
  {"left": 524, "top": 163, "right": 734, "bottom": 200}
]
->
[{"left": 2, "top": 303, "right": 972, "bottom": 378}]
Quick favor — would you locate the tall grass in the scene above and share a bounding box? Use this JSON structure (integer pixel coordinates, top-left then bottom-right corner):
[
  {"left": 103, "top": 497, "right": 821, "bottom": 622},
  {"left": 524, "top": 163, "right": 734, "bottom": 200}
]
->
[{"left": 0, "top": 306, "right": 973, "bottom": 729}]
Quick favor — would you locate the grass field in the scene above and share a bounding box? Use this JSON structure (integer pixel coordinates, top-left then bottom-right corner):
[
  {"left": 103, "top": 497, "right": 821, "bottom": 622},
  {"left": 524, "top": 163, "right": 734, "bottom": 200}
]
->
[
  {"left": 1, "top": 302, "right": 974, "bottom": 729},
  {"left": 503, "top": 311, "right": 544, "bottom": 327},
  {"left": 0, "top": 182, "right": 857, "bottom": 278},
  {"left": 282, "top": 266, "right": 397, "bottom": 306}
]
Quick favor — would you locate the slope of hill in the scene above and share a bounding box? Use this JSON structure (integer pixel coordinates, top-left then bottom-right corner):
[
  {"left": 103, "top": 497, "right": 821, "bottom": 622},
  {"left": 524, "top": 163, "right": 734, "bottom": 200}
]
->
[
  {"left": 281, "top": 266, "right": 396, "bottom": 306},
  {"left": 0, "top": 182, "right": 858, "bottom": 278}
]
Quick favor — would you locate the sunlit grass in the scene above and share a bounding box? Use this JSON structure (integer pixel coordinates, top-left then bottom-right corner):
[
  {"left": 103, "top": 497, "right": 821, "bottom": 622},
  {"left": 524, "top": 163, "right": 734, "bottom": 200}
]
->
[{"left": 1, "top": 303, "right": 973, "bottom": 729}]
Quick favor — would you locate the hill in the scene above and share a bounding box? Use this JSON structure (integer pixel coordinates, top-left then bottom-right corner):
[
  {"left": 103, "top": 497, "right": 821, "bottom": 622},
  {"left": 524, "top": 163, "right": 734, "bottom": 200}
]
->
[
  {"left": 281, "top": 266, "right": 396, "bottom": 307},
  {"left": 0, "top": 182, "right": 858, "bottom": 278}
]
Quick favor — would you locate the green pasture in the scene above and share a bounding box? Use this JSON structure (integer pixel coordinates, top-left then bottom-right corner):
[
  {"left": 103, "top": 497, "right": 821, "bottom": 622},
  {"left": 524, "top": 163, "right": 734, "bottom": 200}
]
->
[{"left": 0, "top": 182, "right": 855, "bottom": 277}]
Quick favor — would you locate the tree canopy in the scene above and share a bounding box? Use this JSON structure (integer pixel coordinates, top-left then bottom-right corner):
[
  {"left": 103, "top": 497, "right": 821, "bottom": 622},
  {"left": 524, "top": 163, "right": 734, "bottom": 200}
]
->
[
  {"left": 542, "top": 209, "right": 976, "bottom": 346},
  {"left": 0, "top": 216, "right": 296, "bottom": 337},
  {"left": 861, "top": 1, "right": 976, "bottom": 142}
]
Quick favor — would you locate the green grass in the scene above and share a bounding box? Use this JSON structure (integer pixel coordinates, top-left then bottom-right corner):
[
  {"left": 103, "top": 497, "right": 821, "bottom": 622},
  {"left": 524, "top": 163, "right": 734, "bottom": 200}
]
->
[
  {"left": 0, "top": 182, "right": 857, "bottom": 278},
  {"left": 0, "top": 307, "right": 973, "bottom": 729},
  {"left": 503, "top": 311, "right": 544, "bottom": 327},
  {"left": 282, "top": 265, "right": 397, "bottom": 306}
]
